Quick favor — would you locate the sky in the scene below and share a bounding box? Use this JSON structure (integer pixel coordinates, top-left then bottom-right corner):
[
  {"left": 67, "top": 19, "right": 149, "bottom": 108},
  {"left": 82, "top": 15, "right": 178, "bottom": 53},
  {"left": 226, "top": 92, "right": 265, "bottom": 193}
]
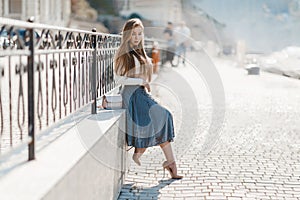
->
[{"left": 190, "top": 0, "right": 300, "bottom": 53}]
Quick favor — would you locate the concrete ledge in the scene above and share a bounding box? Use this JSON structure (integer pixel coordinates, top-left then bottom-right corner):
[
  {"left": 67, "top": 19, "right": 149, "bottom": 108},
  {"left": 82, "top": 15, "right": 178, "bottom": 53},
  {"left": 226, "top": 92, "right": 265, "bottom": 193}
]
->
[{"left": 0, "top": 108, "right": 127, "bottom": 200}]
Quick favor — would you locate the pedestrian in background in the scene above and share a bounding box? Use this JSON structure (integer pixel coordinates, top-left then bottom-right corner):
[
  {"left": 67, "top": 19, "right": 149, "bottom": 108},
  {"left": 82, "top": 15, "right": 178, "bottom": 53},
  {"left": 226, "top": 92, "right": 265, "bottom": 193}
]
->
[
  {"left": 151, "top": 41, "right": 160, "bottom": 73},
  {"left": 174, "top": 21, "right": 191, "bottom": 65},
  {"left": 163, "top": 21, "right": 173, "bottom": 38},
  {"left": 114, "top": 18, "right": 183, "bottom": 179},
  {"left": 163, "top": 21, "right": 176, "bottom": 67}
]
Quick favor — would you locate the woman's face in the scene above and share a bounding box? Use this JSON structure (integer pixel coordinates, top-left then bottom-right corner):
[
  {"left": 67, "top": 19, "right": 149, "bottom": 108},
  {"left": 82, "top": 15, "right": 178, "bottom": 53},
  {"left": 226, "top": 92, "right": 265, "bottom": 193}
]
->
[{"left": 130, "top": 26, "right": 143, "bottom": 47}]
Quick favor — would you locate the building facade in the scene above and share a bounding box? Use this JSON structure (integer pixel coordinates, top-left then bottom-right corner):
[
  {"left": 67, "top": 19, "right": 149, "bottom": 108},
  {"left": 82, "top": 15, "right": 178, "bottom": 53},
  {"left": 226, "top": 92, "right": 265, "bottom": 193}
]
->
[{"left": 0, "top": 0, "right": 71, "bottom": 26}]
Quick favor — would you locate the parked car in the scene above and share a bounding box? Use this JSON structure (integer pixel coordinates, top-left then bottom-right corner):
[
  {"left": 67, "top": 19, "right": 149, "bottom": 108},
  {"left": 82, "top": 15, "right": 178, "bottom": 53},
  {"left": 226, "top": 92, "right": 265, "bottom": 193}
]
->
[
  {"left": 244, "top": 55, "right": 260, "bottom": 75},
  {"left": 13, "top": 29, "right": 40, "bottom": 48},
  {"left": 0, "top": 30, "right": 15, "bottom": 49},
  {"left": 0, "top": 28, "right": 41, "bottom": 49}
]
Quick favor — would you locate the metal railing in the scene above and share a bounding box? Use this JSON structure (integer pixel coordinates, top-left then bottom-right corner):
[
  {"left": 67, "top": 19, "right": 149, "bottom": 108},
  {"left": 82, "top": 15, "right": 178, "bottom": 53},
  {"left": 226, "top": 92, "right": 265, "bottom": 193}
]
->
[{"left": 0, "top": 17, "right": 158, "bottom": 161}]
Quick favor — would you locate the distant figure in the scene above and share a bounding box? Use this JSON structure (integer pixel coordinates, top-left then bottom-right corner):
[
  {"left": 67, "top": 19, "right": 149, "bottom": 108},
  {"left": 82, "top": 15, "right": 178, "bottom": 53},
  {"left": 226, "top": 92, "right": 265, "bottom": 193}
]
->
[
  {"left": 151, "top": 41, "right": 160, "bottom": 73},
  {"left": 163, "top": 21, "right": 176, "bottom": 66},
  {"left": 163, "top": 21, "right": 174, "bottom": 38},
  {"left": 174, "top": 21, "right": 191, "bottom": 65}
]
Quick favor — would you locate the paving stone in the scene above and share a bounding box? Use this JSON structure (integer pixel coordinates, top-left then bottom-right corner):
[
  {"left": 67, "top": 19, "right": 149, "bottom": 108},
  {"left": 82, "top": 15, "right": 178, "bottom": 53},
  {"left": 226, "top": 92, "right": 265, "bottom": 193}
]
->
[
  {"left": 206, "top": 195, "right": 227, "bottom": 200},
  {"left": 227, "top": 197, "right": 242, "bottom": 200}
]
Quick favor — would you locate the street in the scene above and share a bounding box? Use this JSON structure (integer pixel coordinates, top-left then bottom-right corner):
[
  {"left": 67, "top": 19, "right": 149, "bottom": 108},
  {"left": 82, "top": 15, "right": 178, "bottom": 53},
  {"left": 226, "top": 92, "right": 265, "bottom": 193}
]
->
[{"left": 118, "top": 51, "right": 300, "bottom": 199}]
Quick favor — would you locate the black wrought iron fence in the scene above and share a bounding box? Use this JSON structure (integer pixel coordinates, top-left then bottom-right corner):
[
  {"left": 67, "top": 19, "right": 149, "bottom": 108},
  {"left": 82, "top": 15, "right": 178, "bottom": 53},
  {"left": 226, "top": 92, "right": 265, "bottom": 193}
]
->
[{"left": 0, "top": 17, "right": 162, "bottom": 161}]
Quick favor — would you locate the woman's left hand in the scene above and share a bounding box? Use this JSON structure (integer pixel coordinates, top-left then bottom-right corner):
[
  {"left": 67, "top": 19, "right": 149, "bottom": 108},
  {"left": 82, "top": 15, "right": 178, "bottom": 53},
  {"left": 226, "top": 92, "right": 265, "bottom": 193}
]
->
[{"left": 143, "top": 82, "right": 151, "bottom": 92}]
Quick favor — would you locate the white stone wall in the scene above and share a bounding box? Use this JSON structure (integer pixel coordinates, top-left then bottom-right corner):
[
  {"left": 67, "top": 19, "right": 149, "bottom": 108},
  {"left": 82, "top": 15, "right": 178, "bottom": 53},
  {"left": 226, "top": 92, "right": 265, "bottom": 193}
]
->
[
  {"left": 0, "top": 0, "right": 2, "bottom": 16},
  {"left": 25, "top": 0, "right": 39, "bottom": 21},
  {"left": 0, "top": 109, "right": 127, "bottom": 200},
  {"left": 0, "top": 0, "right": 70, "bottom": 26}
]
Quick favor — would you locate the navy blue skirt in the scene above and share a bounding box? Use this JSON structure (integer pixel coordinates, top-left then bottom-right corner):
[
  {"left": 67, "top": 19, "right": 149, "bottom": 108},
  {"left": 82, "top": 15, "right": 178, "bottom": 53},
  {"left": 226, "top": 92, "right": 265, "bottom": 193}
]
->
[{"left": 121, "top": 85, "right": 175, "bottom": 148}]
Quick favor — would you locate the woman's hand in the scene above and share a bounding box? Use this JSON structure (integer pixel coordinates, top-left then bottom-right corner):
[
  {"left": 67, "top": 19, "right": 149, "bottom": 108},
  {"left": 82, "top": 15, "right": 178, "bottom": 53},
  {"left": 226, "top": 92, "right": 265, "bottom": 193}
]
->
[{"left": 142, "top": 81, "right": 151, "bottom": 92}]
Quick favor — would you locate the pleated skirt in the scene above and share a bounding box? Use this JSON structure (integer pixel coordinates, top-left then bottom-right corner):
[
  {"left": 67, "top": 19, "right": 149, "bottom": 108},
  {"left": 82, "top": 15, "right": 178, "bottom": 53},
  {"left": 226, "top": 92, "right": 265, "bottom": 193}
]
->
[{"left": 121, "top": 85, "right": 175, "bottom": 148}]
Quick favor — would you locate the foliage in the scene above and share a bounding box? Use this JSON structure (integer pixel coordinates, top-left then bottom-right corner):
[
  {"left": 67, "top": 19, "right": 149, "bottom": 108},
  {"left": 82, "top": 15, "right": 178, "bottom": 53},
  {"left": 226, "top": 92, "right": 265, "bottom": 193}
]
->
[{"left": 88, "top": 0, "right": 116, "bottom": 15}]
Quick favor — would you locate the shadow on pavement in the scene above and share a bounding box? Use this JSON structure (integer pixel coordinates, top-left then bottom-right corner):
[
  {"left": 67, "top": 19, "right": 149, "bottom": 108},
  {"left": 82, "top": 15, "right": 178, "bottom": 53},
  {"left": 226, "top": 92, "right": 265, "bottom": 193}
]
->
[{"left": 120, "top": 179, "right": 177, "bottom": 199}]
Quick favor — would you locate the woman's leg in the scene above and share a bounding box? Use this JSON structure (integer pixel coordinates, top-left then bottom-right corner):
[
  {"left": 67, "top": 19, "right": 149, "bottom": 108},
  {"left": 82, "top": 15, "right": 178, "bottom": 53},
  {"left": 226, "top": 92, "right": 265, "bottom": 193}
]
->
[
  {"left": 135, "top": 147, "right": 146, "bottom": 154},
  {"left": 160, "top": 141, "right": 175, "bottom": 162},
  {"left": 132, "top": 147, "right": 146, "bottom": 166},
  {"left": 160, "top": 141, "right": 183, "bottom": 179}
]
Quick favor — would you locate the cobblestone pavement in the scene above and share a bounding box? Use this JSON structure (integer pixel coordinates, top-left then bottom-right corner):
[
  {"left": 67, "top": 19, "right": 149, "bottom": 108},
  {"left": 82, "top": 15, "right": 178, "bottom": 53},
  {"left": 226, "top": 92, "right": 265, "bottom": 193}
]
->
[{"left": 118, "top": 52, "right": 300, "bottom": 200}]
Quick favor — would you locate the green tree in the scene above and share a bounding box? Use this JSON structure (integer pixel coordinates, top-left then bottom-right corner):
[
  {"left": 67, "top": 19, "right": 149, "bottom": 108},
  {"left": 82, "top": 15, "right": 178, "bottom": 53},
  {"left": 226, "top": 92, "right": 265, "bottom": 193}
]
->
[{"left": 88, "top": 0, "right": 116, "bottom": 15}]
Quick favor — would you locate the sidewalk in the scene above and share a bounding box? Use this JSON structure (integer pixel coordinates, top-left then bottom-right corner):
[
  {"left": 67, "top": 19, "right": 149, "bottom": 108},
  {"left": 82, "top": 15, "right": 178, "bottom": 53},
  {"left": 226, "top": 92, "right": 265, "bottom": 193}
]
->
[{"left": 118, "top": 51, "right": 300, "bottom": 200}]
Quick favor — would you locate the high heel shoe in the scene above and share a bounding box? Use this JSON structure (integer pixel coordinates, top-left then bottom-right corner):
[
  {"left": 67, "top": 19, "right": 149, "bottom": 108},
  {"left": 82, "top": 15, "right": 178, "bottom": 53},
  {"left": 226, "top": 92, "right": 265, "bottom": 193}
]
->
[
  {"left": 162, "top": 161, "right": 183, "bottom": 179},
  {"left": 132, "top": 153, "right": 142, "bottom": 166}
]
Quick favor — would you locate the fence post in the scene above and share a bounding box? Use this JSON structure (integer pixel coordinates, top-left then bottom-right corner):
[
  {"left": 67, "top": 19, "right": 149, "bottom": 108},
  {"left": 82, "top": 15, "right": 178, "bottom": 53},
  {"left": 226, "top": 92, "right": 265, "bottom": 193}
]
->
[
  {"left": 91, "top": 28, "right": 97, "bottom": 114},
  {"left": 27, "top": 17, "right": 35, "bottom": 160}
]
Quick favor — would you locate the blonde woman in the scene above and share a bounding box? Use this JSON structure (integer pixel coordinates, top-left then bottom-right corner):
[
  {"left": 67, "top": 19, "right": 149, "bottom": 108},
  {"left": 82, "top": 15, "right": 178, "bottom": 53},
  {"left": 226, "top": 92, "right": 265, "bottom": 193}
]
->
[{"left": 114, "top": 18, "right": 182, "bottom": 179}]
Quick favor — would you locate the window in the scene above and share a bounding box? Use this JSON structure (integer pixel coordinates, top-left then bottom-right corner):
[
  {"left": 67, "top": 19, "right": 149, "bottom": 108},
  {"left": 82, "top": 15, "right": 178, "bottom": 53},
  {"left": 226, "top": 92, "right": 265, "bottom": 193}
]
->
[{"left": 9, "top": 0, "right": 22, "bottom": 14}]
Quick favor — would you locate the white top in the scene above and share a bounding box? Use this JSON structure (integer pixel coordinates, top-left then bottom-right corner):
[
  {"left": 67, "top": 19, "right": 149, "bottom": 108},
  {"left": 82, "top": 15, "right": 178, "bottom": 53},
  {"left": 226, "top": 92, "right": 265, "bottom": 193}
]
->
[
  {"left": 174, "top": 25, "right": 191, "bottom": 44},
  {"left": 115, "top": 75, "right": 144, "bottom": 85},
  {"left": 115, "top": 56, "right": 150, "bottom": 85}
]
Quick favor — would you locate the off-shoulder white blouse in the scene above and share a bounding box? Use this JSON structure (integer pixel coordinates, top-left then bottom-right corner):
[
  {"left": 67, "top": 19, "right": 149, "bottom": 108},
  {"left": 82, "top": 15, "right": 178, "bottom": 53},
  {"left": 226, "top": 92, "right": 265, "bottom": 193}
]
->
[{"left": 115, "top": 56, "right": 152, "bottom": 86}]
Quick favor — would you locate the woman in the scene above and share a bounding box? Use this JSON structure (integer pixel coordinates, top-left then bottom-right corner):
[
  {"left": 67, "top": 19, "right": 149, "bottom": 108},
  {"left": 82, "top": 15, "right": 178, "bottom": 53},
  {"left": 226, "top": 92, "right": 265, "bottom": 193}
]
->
[{"left": 114, "top": 18, "right": 182, "bottom": 179}]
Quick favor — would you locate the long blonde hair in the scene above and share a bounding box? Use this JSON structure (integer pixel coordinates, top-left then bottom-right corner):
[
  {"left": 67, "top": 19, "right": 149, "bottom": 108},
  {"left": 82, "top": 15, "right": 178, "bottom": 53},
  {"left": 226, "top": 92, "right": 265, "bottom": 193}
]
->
[{"left": 114, "top": 18, "right": 152, "bottom": 79}]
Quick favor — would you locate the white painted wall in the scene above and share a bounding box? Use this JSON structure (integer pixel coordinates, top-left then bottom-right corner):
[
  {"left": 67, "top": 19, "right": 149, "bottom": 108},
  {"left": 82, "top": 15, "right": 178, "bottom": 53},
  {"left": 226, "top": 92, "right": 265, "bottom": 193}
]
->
[{"left": 0, "top": 0, "right": 70, "bottom": 26}]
